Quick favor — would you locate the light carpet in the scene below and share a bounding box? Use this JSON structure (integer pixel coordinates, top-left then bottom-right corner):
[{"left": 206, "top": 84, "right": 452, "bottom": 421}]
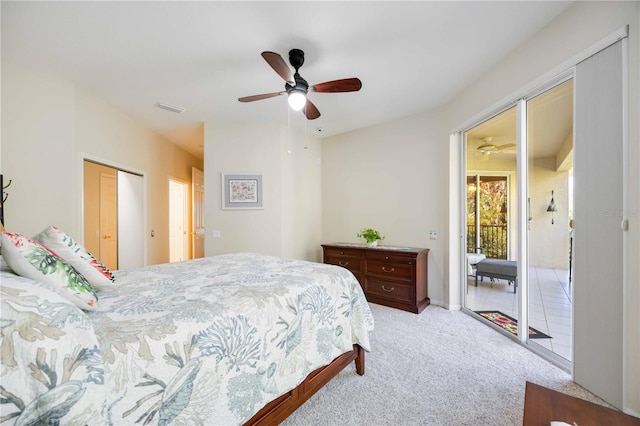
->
[{"left": 283, "top": 303, "right": 610, "bottom": 426}]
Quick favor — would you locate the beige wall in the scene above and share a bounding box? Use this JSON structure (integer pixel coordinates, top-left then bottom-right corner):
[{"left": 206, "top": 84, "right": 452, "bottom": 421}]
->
[
  {"left": 203, "top": 122, "right": 322, "bottom": 262},
  {"left": 322, "top": 110, "right": 447, "bottom": 305},
  {"left": 1, "top": 63, "right": 203, "bottom": 266}
]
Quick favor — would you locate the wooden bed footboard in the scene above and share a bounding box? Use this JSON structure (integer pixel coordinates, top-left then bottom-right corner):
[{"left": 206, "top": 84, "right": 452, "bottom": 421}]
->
[{"left": 245, "top": 344, "right": 365, "bottom": 425}]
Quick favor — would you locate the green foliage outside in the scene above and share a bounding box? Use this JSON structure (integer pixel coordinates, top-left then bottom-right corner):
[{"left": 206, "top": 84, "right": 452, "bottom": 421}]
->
[{"left": 467, "top": 178, "right": 508, "bottom": 259}]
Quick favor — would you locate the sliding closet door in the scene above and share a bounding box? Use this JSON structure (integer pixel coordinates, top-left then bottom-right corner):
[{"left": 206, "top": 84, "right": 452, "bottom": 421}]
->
[
  {"left": 573, "top": 40, "right": 624, "bottom": 408},
  {"left": 118, "top": 170, "right": 144, "bottom": 270}
]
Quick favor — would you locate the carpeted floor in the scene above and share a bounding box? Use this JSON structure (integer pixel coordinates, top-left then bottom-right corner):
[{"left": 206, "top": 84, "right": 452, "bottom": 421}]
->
[{"left": 283, "top": 303, "right": 611, "bottom": 426}]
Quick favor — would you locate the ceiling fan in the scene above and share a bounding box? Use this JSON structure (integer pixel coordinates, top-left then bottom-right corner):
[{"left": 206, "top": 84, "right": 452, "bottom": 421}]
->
[
  {"left": 476, "top": 137, "right": 516, "bottom": 161},
  {"left": 238, "top": 49, "right": 362, "bottom": 120}
]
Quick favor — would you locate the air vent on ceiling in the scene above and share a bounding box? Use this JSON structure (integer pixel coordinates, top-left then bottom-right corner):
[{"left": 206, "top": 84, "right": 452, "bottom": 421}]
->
[{"left": 156, "top": 102, "right": 186, "bottom": 114}]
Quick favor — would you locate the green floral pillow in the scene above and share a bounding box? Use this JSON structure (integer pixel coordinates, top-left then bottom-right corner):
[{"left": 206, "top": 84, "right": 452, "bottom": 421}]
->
[
  {"left": 1, "top": 231, "right": 98, "bottom": 311},
  {"left": 34, "top": 225, "right": 115, "bottom": 289}
]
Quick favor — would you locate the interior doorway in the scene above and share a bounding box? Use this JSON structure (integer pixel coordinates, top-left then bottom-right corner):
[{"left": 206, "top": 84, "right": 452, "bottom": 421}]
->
[{"left": 169, "top": 178, "right": 188, "bottom": 262}]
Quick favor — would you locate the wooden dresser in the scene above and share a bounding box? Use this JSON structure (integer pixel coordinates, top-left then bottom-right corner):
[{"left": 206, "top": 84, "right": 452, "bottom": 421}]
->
[{"left": 321, "top": 243, "right": 429, "bottom": 314}]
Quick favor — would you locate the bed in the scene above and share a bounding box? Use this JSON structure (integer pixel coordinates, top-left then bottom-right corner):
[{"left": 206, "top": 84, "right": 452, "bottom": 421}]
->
[{"left": 0, "top": 249, "right": 373, "bottom": 425}]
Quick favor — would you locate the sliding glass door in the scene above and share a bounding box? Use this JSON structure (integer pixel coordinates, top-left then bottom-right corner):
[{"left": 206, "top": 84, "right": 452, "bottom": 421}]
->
[
  {"left": 525, "top": 78, "right": 574, "bottom": 364},
  {"left": 458, "top": 31, "right": 627, "bottom": 407},
  {"left": 462, "top": 79, "right": 574, "bottom": 367}
]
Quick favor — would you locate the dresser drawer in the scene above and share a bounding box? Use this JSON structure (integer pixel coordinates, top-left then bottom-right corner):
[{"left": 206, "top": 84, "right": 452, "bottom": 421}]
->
[
  {"left": 366, "top": 279, "right": 413, "bottom": 304},
  {"left": 325, "top": 256, "right": 364, "bottom": 273},
  {"left": 366, "top": 261, "right": 413, "bottom": 281},
  {"left": 323, "top": 247, "right": 364, "bottom": 274},
  {"left": 366, "top": 251, "right": 416, "bottom": 266}
]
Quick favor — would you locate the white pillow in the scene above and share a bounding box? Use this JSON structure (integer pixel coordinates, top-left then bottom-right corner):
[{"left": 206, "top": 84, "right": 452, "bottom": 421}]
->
[
  {"left": 34, "top": 225, "right": 115, "bottom": 289},
  {"left": 1, "top": 231, "right": 98, "bottom": 311},
  {"left": 0, "top": 255, "right": 11, "bottom": 271}
]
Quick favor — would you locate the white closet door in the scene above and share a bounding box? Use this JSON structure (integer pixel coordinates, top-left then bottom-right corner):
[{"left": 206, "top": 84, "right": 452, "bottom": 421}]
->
[
  {"left": 117, "top": 171, "right": 145, "bottom": 270},
  {"left": 573, "top": 40, "right": 624, "bottom": 409}
]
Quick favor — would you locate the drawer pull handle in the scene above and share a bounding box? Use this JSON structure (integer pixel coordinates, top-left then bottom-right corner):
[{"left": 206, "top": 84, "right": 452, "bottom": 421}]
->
[
  {"left": 340, "top": 251, "right": 345, "bottom": 255},
  {"left": 385, "top": 256, "right": 389, "bottom": 260},
  {"left": 382, "top": 285, "right": 395, "bottom": 292},
  {"left": 339, "top": 261, "right": 349, "bottom": 266},
  {"left": 382, "top": 267, "right": 395, "bottom": 273}
]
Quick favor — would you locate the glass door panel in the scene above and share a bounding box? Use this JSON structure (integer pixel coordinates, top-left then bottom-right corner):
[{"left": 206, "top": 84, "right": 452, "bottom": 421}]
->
[
  {"left": 464, "top": 107, "right": 518, "bottom": 322},
  {"left": 525, "top": 78, "right": 574, "bottom": 363}
]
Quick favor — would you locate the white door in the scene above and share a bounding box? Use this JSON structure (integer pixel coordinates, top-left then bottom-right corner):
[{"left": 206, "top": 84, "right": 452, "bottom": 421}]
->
[
  {"left": 192, "top": 167, "right": 205, "bottom": 258},
  {"left": 169, "top": 179, "right": 188, "bottom": 262},
  {"left": 117, "top": 170, "right": 144, "bottom": 269}
]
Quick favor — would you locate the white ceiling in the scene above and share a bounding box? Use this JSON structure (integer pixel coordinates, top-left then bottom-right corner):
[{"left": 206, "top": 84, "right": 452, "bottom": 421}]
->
[{"left": 1, "top": 1, "right": 574, "bottom": 160}]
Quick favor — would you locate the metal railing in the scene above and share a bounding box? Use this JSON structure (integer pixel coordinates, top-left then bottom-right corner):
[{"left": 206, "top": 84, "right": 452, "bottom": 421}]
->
[{"left": 467, "top": 224, "right": 507, "bottom": 259}]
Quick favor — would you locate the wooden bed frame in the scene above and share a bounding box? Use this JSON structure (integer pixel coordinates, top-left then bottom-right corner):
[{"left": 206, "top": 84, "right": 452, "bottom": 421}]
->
[{"left": 245, "top": 344, "right": 365, "bottom": 425}]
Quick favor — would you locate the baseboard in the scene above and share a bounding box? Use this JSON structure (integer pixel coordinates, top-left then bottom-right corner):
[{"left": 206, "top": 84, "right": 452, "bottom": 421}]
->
[
  {"left": 429, "top": 299, "right": 461, "bottom": 311},
  {"left": 623, "top": 407, "right": 640, "bottom": 418}
]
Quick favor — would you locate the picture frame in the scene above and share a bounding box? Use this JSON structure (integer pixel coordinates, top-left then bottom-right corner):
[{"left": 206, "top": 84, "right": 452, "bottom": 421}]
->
[{"left": 221, "top": 173, "right": 263, "bottom": 209}]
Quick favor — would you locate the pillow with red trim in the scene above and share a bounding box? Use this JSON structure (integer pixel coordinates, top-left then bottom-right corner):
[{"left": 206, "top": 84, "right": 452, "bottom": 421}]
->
[
  {"left": 1, "top": 231, "right": 98, "bottom": 311},
  {"left": 34, "top": 225, "right": 115, "bottom": 289}
]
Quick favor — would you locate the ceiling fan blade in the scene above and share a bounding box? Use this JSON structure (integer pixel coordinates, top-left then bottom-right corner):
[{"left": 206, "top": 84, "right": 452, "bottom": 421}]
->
[
  {"left": 261, "top": 51, "right": 293, "bottom": 82},
  {"left": 238, "top": 92, "right": 284, "bottom": 103},
  {"left": 497, "top": 143, "right": 516, "bottom": 151},
  {"left": 303, "top": 99, "right": 321, "bottom": 120},
  {"left": 311, "top": 78, "right": 362, "bottom": 93}
]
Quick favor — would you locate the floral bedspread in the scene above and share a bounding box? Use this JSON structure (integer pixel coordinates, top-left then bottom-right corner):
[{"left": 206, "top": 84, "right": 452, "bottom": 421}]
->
[{"left": 0, "top": 253, "right": 374, "bottom": 425}]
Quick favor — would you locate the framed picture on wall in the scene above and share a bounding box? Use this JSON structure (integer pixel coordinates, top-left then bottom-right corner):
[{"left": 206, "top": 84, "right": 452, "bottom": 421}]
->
[{"left": 221, "top": 173, "right": 263, "bottom": 209}]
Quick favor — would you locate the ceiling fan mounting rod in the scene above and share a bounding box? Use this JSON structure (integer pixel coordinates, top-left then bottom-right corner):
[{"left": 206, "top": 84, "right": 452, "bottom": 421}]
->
[{"left": 289, "top": 48, "right": 305, "bottom": 71}]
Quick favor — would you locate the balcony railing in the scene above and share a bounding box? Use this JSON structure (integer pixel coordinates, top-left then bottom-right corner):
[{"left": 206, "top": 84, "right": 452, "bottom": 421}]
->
[{"left": 467, "top": 224, "right": 507, "bottom": 259}]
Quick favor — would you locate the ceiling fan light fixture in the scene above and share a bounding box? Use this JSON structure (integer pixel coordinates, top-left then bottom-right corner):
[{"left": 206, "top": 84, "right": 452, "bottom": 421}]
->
[
  {"left": 240, "top": 49, "right": 361, "bottom": 120},
  {"left": 287, "top": 90, "right": 307, "bottom": 111}
]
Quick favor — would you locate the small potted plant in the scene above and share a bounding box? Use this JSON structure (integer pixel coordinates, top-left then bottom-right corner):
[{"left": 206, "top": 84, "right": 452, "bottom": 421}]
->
[{"left": 357, "top": 228, "right": 384, "bottom": 247}]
